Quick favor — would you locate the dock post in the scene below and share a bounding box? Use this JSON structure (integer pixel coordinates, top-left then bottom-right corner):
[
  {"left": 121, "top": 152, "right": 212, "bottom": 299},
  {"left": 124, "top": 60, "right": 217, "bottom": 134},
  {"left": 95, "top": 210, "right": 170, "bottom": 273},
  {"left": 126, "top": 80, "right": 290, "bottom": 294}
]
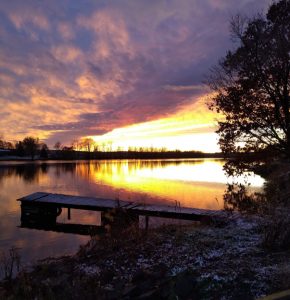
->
[
  {"left": 68, "top": 208, "right": 71, "bottom": 220},
  {"left": 145, "top": 216, "right": 149, "bottom": 230}
]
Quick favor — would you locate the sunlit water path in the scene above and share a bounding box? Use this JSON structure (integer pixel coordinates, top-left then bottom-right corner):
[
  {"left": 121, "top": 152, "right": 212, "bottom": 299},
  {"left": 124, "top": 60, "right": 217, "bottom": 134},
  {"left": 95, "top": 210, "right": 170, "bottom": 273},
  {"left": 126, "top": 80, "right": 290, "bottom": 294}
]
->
[{"left": 0, "top": 159, "right": 264, "bottom": 266}]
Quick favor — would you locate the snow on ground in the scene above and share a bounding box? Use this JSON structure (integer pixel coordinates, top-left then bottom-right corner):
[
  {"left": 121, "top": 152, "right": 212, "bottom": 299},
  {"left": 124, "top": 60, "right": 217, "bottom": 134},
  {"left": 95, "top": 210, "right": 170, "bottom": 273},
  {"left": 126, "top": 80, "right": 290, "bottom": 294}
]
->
[
  {"left": 72, "top": 215, "right": 290, "bottom": 298},
  {"left": 2, "top": 215, "right": 290, "bottom": 299}
]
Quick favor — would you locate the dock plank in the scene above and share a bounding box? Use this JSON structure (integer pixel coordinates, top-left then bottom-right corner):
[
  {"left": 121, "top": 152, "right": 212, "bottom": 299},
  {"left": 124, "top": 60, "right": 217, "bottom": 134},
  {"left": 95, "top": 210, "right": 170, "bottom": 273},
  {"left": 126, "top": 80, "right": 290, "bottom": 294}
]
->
[
  {"left": 19, "top": 192, "right": 50, "bottom": 201},
  {"left": 19, "top": 193, "right": 131, "bottom": 210},
  {"left": 18, "top": 192, "right": 237, "bottom": 221}
]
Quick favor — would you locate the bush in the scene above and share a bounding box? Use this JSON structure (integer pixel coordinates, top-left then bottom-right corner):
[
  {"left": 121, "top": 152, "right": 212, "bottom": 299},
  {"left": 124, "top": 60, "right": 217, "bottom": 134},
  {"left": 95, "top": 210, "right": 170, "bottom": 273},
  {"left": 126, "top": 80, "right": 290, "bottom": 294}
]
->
[{"left": 261, "top": 209, "right": 290, "bottom": 250}]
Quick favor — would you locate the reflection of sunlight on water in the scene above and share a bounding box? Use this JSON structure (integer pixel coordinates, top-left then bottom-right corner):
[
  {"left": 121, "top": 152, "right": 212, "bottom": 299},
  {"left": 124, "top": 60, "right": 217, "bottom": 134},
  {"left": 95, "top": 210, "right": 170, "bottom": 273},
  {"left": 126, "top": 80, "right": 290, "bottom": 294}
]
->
[
  {"left": 135, "top": 160, "right": 265, "bottom": 187},
  {"left": 227, "top": 172, "right": 264, "bottom": 187},
  {"left": 0, "top": 159, "right": 265, "bottom": 268},
  {"left": 86, "top": 159, "right": 264, "bottom": 209}
]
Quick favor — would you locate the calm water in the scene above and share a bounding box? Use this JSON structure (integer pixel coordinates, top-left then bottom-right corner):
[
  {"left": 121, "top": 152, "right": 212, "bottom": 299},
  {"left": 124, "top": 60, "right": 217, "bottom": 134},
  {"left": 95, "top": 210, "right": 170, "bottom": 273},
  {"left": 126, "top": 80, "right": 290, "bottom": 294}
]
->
[{"left": 0, "top": 159, "right": 264, "bottom": 266}]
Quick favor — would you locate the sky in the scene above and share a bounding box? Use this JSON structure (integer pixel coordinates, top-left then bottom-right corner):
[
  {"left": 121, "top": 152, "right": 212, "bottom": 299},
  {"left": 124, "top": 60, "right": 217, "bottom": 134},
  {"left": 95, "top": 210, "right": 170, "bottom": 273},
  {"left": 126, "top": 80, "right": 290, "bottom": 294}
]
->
[{"left": 0, "top": 0, "right": 272, "bottom": 152}]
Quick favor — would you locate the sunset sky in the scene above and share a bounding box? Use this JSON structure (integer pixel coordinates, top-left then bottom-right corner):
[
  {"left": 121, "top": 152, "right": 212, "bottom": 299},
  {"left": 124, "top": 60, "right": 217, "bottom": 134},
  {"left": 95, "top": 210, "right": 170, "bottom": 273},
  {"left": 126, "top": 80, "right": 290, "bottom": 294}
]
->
[{"left": 0, "top": 0, "right": 272, "bottom": 152}]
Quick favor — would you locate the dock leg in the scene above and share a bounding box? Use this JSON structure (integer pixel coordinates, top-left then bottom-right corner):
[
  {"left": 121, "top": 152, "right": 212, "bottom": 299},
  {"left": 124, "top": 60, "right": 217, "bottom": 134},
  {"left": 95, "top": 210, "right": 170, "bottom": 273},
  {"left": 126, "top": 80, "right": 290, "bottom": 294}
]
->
[
  {"left": 68, "top": 208, "right": 71, "bottom": 220},
  {"left": 145, "top": 216, "right": 149, "bottom": 230},
  {"left": 101, "top": 212, "right": 109, "bottom": 227}
]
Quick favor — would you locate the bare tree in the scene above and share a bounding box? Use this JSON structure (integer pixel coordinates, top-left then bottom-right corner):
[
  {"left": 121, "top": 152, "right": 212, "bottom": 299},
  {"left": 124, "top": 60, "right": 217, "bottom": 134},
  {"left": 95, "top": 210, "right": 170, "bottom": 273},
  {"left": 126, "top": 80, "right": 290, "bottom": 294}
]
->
[{"left": 81, "top": 138, "right": 95, "bottom": 152}]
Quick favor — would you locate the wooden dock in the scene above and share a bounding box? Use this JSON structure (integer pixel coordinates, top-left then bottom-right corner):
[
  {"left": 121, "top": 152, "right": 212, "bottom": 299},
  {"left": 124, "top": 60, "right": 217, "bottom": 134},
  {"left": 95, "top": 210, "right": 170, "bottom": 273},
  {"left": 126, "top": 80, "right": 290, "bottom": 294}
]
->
[{"left": 18, "top": 192, "right": 234, "bottom": 225}]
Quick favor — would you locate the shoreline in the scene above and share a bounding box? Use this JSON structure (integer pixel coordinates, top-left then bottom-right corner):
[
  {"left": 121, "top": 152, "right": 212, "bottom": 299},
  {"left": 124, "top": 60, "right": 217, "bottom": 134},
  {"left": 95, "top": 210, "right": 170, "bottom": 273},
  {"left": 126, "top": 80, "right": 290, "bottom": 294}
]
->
[
  {"left": 1, "top": 216, "right": 290, "bottom": 299},
  {"left": 0, "top": 154, "right": 225, "bottom": 162}
]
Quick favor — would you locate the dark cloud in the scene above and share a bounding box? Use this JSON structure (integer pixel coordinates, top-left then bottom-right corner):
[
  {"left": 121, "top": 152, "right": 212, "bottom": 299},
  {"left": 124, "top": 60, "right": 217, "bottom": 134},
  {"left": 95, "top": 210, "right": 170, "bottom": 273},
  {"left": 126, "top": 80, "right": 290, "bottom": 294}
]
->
[{"left": 0, "top": 0, "right": 272, "bottom": 144}]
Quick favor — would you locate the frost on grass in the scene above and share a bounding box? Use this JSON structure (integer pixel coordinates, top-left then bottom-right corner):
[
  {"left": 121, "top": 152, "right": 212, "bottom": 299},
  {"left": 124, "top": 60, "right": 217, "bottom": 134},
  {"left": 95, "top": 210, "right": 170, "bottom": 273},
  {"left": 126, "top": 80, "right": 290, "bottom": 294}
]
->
[
  {"left": 69, "top": 216, "right": 289, "bottom": 298},
  {"left": 77, "top": 264, "right": 100, "bottom": 277},
  {"left": 2, "top": 216, "right": 290, "bottom": 299}
]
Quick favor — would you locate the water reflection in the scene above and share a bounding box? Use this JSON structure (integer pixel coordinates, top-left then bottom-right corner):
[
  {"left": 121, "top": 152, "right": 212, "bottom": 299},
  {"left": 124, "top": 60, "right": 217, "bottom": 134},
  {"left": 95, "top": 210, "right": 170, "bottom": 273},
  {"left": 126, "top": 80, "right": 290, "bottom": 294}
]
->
[{"left": 0, "top": 159, "right": 264, "bottom": 266}]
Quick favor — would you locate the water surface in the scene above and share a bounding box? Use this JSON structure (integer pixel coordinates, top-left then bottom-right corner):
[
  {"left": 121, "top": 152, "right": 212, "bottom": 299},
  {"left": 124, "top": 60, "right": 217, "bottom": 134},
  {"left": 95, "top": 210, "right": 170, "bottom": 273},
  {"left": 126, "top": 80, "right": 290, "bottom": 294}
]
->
[{"left": 0, "top": 159, "right": 264, "bottom": 266}]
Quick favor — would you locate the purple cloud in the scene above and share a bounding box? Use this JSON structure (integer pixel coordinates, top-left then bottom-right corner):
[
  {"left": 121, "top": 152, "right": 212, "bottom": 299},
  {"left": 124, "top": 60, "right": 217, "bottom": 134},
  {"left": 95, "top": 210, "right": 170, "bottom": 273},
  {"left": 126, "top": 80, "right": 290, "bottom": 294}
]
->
[{"left": 0, "top": 0, "right": 272, "bottom": 145}]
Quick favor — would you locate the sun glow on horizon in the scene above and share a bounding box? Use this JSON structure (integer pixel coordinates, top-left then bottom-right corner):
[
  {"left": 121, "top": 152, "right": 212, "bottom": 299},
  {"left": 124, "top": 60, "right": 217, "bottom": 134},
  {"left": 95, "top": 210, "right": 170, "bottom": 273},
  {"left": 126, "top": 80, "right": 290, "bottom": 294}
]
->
[{"left": 89, "top": 96, "right": 222, "bottom": 152}]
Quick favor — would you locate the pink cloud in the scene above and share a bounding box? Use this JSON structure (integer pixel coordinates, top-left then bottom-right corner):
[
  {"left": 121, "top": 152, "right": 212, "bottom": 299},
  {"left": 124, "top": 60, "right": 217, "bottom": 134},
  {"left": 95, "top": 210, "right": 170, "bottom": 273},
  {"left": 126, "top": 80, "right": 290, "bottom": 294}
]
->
[{"left": 0, "top": 0, "right": 272, "bottom": 145}]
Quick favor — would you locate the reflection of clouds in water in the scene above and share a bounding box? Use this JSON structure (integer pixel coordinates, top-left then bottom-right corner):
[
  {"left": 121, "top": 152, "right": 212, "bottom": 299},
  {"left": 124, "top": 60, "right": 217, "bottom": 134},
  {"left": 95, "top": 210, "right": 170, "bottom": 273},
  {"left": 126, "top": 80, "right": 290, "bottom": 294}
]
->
[
  {"left": 0, "top": 162, "right": 89, "bottom": 266},
  {"left": 0, "top": 159, "right": 261, "bottom": 266}
]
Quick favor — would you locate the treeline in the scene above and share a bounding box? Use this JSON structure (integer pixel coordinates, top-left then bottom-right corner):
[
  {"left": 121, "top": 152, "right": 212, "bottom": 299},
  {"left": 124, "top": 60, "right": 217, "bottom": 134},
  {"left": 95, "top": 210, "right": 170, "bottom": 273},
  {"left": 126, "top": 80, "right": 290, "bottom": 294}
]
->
[
  {"left": 0, "top": 136, "right": 223, "bottom": 160},
  {"left": 0, "top": 137, "right": 48, "bottom": 160}
]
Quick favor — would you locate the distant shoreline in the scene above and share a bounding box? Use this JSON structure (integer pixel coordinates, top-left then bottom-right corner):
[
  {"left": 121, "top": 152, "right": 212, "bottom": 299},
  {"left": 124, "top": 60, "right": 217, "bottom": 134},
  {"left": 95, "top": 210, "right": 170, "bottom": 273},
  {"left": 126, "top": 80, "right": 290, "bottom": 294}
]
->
[{"left": 0, "top": 151, "right": 226, "bottom": 162}]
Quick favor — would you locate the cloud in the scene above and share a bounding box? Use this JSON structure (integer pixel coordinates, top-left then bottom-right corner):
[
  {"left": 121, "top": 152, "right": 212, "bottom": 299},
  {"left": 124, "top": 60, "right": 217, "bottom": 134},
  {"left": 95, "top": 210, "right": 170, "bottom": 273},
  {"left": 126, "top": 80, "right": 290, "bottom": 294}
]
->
[
  {"left": 0, "top": 0, "right": 272, "bottom": 145},
  {"left": 89, "top": 94, "right": 222, "bottom": 152},
  {"left": 163, "top": 84, "right": 209, "bottom": 92},
  {"left": 9, "top": 12, "right": 50, "bottom": 32},
  {"left": 57, "top": 22, "right": 75, "bottom": 41},
  {"left": 51, "top": 45, "right": 82, "bottom": 63}
]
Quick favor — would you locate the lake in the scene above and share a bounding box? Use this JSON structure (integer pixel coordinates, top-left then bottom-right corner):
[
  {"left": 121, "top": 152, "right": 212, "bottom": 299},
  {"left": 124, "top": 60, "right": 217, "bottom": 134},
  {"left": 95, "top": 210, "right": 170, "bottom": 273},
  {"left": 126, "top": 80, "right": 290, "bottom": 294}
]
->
[{"left": 0, "top": 159, "right": 264, "bottom": 266}]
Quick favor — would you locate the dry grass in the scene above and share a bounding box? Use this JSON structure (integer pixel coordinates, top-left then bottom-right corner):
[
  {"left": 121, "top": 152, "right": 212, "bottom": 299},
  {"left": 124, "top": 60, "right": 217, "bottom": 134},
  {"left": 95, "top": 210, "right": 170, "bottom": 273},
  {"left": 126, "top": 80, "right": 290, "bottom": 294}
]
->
[{"left": 0, "top": 247, "right": 21, "bottom": 281}]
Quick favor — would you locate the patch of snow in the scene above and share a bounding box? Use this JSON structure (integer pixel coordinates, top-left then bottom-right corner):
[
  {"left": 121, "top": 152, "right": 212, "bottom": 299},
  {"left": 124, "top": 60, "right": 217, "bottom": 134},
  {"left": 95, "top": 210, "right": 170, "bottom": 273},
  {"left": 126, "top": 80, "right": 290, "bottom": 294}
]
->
[
  {"left": 77, "top": 264, "right": 100, "bottom": 276},
  {"left": 233, "top": 216, "right": 259, "bottom": 230},
  {"left": 170, "top": 266, "right": 187, "bottom": 276},
  {"left": 204, "top": 249, "right": 224, "bottom": 259},
  {"left": 195, "top": 256, "right": 204, "bottom": 266}
]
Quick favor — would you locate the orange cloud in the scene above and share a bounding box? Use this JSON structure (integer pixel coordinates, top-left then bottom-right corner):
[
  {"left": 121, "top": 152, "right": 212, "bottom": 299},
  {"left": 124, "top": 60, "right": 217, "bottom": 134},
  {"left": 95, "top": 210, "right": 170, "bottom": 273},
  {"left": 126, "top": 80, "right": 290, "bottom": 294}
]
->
[
  {"left": 0, "top": 0, "right": 269, "bottom": 148},
  {"left": 90, "top": 94, "right": 222, "bottom": 152},
  {"left": 52, "top": 45, "right": 82, "bottom": 63}
]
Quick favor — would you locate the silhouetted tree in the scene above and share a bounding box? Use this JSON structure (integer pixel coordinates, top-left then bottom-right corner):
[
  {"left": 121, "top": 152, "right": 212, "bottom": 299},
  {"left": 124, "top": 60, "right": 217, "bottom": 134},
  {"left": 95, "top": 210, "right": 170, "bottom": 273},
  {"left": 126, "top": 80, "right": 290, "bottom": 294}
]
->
[
  {"left": 209, "top": 0, "right": 290, "bottom": 169},
  {"left": 0, "top": 135, "right": 3, "bottom": 149},
  {"left": 0, "top": 136, "right": 14, "bottom": 150},
  {"left": 5, "top": 141, "right": 14, "bottom": 149},
  {"left": 15, "top": 141, "right": 25, "bottom": 157},
  {"left": 22, "top": 137, "right": 39, "bottom": 160},
  {"left": 94, "top": 144, "right": 100, "bottom": 152},
  {"left": 81, "top": 138, "right": 95, "bottom": 152},
  {"left": 60, "top": 146, "right": 75, "bottom": 159},
  {"left": 54, "top": 141, "right": 61, "bottom": 150},
  {"left": 40, "top": 143, "right": 49, "bottom": 159},
  {"left": 71, "top": 139, "right": 82, "bottom": 151}
]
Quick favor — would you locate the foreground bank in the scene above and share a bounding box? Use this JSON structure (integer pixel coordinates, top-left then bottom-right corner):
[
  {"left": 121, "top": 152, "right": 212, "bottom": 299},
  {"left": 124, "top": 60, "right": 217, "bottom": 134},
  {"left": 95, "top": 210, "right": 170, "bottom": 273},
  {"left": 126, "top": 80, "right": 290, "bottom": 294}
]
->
[{"left": 1, "top": 216, "right": 290, "bottom": 300}]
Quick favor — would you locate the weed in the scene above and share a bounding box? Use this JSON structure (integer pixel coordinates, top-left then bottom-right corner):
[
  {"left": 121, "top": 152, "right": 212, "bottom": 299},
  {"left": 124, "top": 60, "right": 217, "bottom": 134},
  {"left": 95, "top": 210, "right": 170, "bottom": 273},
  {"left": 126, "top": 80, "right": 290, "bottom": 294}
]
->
[{"left": 0, "top": 247, "right": 21, "bottom": 281}]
